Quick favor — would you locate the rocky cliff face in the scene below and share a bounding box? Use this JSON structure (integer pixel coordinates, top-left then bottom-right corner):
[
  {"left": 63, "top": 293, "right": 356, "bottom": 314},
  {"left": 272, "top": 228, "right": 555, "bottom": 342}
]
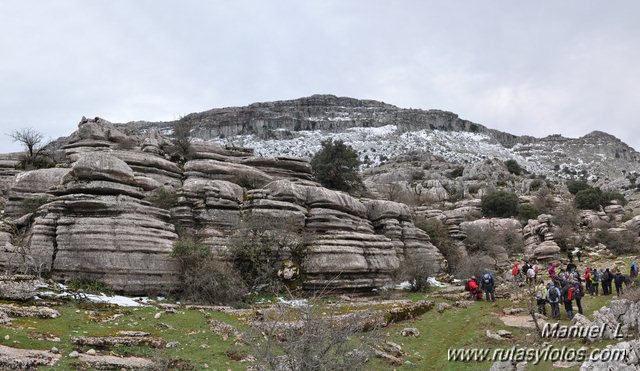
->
[
  {"left": 0, "top": 117, "right": 445, "bottom": 294},
  {"left": 116, "top": 95, "right": 640, "bottom": 190}
]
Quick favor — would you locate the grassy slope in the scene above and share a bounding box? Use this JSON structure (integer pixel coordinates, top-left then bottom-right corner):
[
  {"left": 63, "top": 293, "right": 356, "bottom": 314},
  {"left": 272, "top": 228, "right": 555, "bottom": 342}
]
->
[{"left": 0, "top": 256, "right": 635, "bottom": 370}]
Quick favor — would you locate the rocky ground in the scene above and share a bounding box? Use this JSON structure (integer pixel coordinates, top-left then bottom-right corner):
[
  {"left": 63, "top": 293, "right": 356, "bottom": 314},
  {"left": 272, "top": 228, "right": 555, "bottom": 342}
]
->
[{"left": 0, "top": 250, "right": 637, "bottom": 370}]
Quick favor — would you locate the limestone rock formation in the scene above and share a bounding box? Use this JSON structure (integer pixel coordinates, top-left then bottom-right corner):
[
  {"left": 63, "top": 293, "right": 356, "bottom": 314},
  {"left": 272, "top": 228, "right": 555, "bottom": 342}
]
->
[
  {"left": 523, "top": 214, "right": 562, "bottom": 261},
  {"left": 4, "top": 168, "right": 70, "bottom": 218},
  {"left": 3, "top": 152, "right": 180, "bottom": 294}
]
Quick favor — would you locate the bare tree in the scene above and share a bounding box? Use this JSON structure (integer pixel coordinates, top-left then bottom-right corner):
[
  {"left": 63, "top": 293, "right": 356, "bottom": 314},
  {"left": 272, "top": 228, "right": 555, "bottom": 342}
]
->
[{"left": 9, "top": 128, "right": 53, "bottom": 169}]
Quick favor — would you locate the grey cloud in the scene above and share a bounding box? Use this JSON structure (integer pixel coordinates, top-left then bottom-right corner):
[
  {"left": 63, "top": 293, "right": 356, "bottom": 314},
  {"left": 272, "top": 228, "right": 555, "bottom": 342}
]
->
[{"left": 1, "top": 0, "right": 639, "bottom": 152}]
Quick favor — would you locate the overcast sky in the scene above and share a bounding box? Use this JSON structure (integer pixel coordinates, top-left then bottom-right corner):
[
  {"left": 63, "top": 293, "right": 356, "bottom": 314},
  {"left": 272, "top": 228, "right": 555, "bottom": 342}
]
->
[{"left": 1, "top": 1, "right": 639, "bottom": 152}]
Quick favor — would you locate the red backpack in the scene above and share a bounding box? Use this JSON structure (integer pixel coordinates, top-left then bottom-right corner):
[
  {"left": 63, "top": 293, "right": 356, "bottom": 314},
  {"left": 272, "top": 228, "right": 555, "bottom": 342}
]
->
[{"left": 567, "top": 287, "right": 574, "bottom": 301}]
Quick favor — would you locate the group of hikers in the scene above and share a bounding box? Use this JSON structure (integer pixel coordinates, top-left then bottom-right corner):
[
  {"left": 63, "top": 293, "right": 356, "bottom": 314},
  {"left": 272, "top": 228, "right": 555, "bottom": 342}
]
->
[{"left": 465, "top": 257, "right": 639, "bottom": 321}]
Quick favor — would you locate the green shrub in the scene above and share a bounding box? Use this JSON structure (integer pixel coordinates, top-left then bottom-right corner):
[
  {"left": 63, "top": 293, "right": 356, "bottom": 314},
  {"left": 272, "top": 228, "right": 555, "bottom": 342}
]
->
[
  {"left": 227, "top": 214, "right": 308, "bottom": 294},
  {"left": 310, "top": 140, "right": 362, "bottom": 193},
  {"left": 480, "top": 191, "right": 519, "bottom": 217},
  {"left": 566, "top": 180, "right": 590, "bottom": 195},
  {"left": 448, "top": 166, "right": 464, "bottom": 179},
  {"left": 529, "top": 178, "right": 545, "bottom": 192},
  {"left": 517, "top": 204, "right": 539, "bottom": 222},
  {"left": 504, "top": 159, "right": 523, "bottom": 175},
  {"left": 602, "top": 191, "right": 628, "bottom": 206},
  {"left": 574, "top": 187, "right": 604, "bottom": 210}
]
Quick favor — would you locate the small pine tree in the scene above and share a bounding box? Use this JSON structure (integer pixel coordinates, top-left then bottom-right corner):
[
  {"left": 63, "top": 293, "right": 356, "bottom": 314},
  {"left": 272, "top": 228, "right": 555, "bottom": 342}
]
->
[
  {"left": 504, "top": 159, "right": 523, "bottom": 175},
  {"left": 310, "top": 140, "right": 362, "bottom": 192},
  {"left": 481, "top": 191, "right": 519, "bottom": 218}
]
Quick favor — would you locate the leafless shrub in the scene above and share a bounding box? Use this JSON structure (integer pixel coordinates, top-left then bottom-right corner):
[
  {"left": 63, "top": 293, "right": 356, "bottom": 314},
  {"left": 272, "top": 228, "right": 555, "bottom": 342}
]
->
[
  {"left": 394, "top": 254, "right": 436, "bottom": 292},
  {"left": 9, "top": 128, "right": 56, "bottom": 170},
  {"left": 250, "top": 301, "right": 375, "bottom": 371},
  {"left": 594, "top": 228, "right": 639, "bottom": 255},
  {"left": 552, "top": 203, "right": 580, "bottom": 229},
  {"left": 452, "top": 252, "right": 495, "bottom": 279},
  {"left": 533, "top": 188, "right": 555, "bottom": 214},
  {"left": 171, "top": 236, "right": 248, "bottom": 306},
  {"left": 414, "top": 218, "right": 463, "bottom": 274}
]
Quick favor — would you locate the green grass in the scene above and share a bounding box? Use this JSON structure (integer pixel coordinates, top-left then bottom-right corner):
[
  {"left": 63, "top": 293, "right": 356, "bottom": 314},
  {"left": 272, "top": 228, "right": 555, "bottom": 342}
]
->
[
  {"left": 0, "top": 253, "right": 635, "bottom": 370},
  {"left": 0, "top": 302, "right": 249, "bottom": 370}
]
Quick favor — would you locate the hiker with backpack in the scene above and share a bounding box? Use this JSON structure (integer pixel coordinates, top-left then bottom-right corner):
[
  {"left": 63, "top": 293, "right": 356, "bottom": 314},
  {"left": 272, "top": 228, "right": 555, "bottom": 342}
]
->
[
  {"left": 548, "top": 262, "right": 557, "bottom": 280},
  {"left": 584, "top": 267, "right": 592, "bottom": 295},
  {"left": 526, "top": 265, "right": 536, "bottom": 287},
  {"left": 547, "top": 282, "right": 562, "bottom": 319},
  {"left": 575, "top": 249, "right": 582, "bottom": 263},
  {"left": 465, "top": 276, "right": 482, "bottom": 301},
  {"left": 535, "top": 281, "right": 547, "bottom": 316},
  {"left": 614, "top": 271, "right": 625, "bottom": 296},
  {"left": 512, "top": 262, "right": 520, "bottom": 286},
  {"left": 561, "top": 281, "right": 575, "bottom": 320},
  {"left": 481, "top": 271, "right": 495, "bottom": 302},
  {"left": 601, "top": 268, "right": 613, "bottom": 295},
  {"left": 573, "top": 280, "right": 584, "bottom": 315},
  {"left": 590, "top": 268, "right": 600, "bottom": 296},
  {"left": 631, "top": 261, "right": 638, "bottom": 280}
]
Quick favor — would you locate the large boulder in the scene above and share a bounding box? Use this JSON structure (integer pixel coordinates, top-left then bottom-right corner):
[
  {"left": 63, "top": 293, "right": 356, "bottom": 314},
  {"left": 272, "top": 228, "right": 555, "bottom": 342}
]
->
[{"left": 4, "top": 168, "right": 70, "bottom": 218}]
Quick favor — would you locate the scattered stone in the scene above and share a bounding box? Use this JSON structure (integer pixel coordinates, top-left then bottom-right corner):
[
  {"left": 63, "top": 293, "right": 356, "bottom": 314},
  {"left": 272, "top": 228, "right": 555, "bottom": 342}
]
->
[
  {"left": 72, "top": 336, "right": 166, "bottom": 349},
  {"left": 165, "top": 341, "right": 179, "bottom": 348},
  {"left": 496, "top": 330, "right": 512, "bottom": 338},
  {"left": 384, "top": 300, "right": 433, "bottom": 323},
  {"left": 0, "top": 345, "right": 61, "bottom": 368},
  {"left": 209, "top": 319, "right": 242, "bottom": 341},
  {"left": 69, "top": 351, "right": 80, "bottom": 358},
  {"left": 77, "top": 353, "right": 154, "bottom": 369},
  {"left": 0, "top": 311, "right": 10, "bottom": 326},
  {"left": 3, "top": 335, "right": 9, "bottom": 341},
  {"left": 436, "top": 302, "right": 451, "bottom": 313},
  {"left": 50, "top": 347, "right": 59, "bottom": 354},
  {"left": 486, "top": 330, "right": 504, "bottom": 341},
  {"left": 503, "top": 307, "right": 525, "bottom": 315},
  {"left": 86, "top": 349, "right": 97, "bottom": 356},
  {"left": 374, "top": 349, "right": 403, "bottom": 366},
  {"left": 154, "top": 312, "right": 161, "bottom": 319},
  {"left": 115, "top": 331, "right": 149, "bottom": 337},
  {"left": 0, "top": 275, "right": 43, "bottom": 300},
  {"left": 200, "top": 344, "right": 210, "bottom": 349},
  {"left": 400, "top": 328, "right": 420, "bottom": 337},
  {"left": 0, "top": 304, "right": 60, "bottom": 319},
  {"left": 453, "top": 300, "right": 474, "bottom": 309}
]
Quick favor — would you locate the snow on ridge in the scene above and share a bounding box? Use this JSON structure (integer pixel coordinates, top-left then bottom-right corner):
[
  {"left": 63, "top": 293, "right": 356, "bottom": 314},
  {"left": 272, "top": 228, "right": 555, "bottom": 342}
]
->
[{"left": 211, "top": 126, "right": 550, "bottom": 174}]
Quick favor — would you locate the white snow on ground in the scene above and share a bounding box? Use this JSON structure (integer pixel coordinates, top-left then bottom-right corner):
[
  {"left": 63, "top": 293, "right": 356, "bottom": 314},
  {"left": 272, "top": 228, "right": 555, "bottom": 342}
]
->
[
  {"left": 207, "top": 126, "right": 549, "bottom": 174},
  {"left": 82, "top": 293, "right": 144, "bottom": 307},
  {"left": 276, "top": 297, "right": 309, "bottom": 307},
  {"left": 37, "top": 287, "right": 146, "bottom": 307},
  {"left": 427, "top": 276, "right": 446, "bottom": 287}
]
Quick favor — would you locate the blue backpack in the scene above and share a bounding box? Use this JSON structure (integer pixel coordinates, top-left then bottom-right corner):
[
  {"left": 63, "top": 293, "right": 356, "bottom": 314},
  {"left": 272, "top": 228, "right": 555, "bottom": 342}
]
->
[{"left": 482, "top": 273, "right": 492, "bottom": 286}]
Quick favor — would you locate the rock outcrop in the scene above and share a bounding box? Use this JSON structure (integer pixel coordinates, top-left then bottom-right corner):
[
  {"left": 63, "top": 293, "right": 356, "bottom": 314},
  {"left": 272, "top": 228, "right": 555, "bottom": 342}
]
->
[
  {"left": 5, "top": 152, "right": 180, "bottom": 294},
  {"left": 523, "top": 214, "right": 561, "bottom": 261},
  {"left": 4, "top": 168, "right": 70, "bottom": 218}
]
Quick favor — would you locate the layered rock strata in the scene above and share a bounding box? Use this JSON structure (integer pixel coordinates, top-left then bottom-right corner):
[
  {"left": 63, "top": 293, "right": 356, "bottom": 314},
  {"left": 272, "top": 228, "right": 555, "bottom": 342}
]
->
[{"left": 10, "top": 152, "right": 179, "bottom": 294}]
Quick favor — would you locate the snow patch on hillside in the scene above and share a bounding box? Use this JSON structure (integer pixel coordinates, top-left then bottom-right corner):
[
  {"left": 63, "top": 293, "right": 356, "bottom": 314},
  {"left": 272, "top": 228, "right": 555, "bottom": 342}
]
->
[{"left": 210, "top": 126, "right": 550, "bottom": 173}]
